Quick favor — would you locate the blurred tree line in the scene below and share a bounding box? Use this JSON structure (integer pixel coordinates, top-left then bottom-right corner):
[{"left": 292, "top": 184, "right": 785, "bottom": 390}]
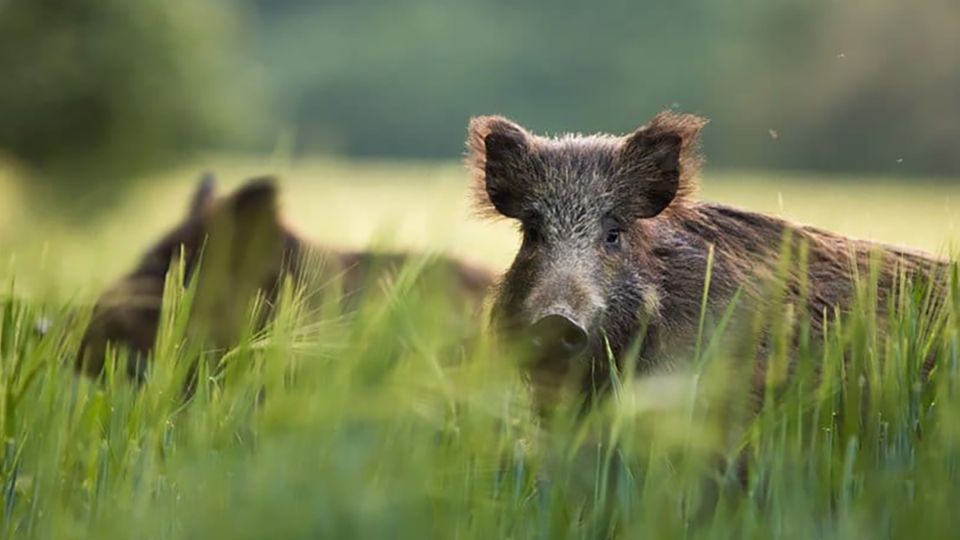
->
[
  {"left": 0, "top": 0, "right": 957, "bottom": 200},
  {"left": 0, "top": 0, "right": 266, "bottom": 202}
]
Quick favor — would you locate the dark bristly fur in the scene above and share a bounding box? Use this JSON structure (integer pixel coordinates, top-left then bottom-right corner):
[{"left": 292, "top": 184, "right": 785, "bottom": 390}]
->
[
  {"left": 465, "top": 111, "right": 950, "bottom": 407},
  {"left": 76, "top": 174, "right": 495, "bottom": 381}
]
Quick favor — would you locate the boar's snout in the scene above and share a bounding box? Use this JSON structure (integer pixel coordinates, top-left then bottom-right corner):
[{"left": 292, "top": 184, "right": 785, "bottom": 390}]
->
[{"left": 527, "top": 313, "right": 589, "bottom": 362}]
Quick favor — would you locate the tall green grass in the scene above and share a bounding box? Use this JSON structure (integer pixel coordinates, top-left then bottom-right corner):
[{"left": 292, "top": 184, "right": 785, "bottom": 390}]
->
[{"left": 0, "top": 250, "right": 958, "bottom": 539}]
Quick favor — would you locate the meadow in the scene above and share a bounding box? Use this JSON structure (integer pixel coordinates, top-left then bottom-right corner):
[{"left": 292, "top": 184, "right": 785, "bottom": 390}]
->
[{"left": 0, "top": 160, "right": 958, "bottom": 539}]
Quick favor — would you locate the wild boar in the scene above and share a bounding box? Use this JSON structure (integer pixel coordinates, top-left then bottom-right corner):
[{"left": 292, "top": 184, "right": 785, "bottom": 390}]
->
[
  {"left": 465, "top": 111, "right": 949, "bottom": 407},
  {"left": 76, "top": 173, "right": 494, "bottom": 381}
]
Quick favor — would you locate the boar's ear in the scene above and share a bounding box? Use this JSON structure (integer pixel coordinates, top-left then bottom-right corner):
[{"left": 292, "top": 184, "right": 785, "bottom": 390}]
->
[
  {"left": 202, "top": 176, "right": 283, "bottom": 264},
  {"left": 617, "top": 111, "right": 707, "bottom": 218},
  {"left": 188, "top": 177, "right": 287, "bottom": 348},
  {"left": 228, "top": 177, "right": 278, "bottom": 221},
  {"left": 187, "top": 172, "right": 217, "bottom": 219},
  {"left": 466, "top": 115, "right": 535, "bottom": 219}
]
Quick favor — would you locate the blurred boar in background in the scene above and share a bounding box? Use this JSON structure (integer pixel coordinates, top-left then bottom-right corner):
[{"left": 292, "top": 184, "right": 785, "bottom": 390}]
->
[
  {"left": 466, "top": 112, "right": 949, "bottom": 408},
  {"left": 76, "top": 174, "right": 494, "bottom": 381}
]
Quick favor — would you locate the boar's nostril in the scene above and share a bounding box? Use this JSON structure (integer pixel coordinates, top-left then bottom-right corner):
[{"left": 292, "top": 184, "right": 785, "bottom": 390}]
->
[
  {"left": 560, "top": 325, "right": 587, "bottom": 352},
  {"left": 528, "top": 314, "right": 589, "bottom": 360}
]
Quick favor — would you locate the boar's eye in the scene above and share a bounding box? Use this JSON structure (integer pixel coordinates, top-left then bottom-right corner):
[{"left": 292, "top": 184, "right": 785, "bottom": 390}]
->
[
  {"left": 602, "top": 217, "right": 623, "bottom": 249},
  {"left": 605, "top": 229, "right": 622, "bottom": 246}
]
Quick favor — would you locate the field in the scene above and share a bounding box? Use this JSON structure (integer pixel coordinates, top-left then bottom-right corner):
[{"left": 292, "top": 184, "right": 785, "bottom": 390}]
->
[
  {"left": 2, "top": 159, "right": 958, "bottom": 294},
  {"left": 0, "top": 160, "right": 958, "bottom": 539}
]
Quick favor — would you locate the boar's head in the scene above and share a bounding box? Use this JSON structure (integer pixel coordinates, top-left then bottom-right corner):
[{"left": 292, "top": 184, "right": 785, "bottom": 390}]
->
[{"left": 466, "top": 112, "right": 706, "bottom": 395}]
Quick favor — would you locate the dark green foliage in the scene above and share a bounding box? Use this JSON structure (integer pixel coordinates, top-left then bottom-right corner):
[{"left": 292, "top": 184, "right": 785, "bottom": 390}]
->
[
  {"left": 2, "top": 0, "right": 955, "bottom": 194},
  {"left": 248, "top": 0, "right": 959, "bottom": 176},
  {"left": 0, "top": 0, "right": 266, "bottom": 200}
]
